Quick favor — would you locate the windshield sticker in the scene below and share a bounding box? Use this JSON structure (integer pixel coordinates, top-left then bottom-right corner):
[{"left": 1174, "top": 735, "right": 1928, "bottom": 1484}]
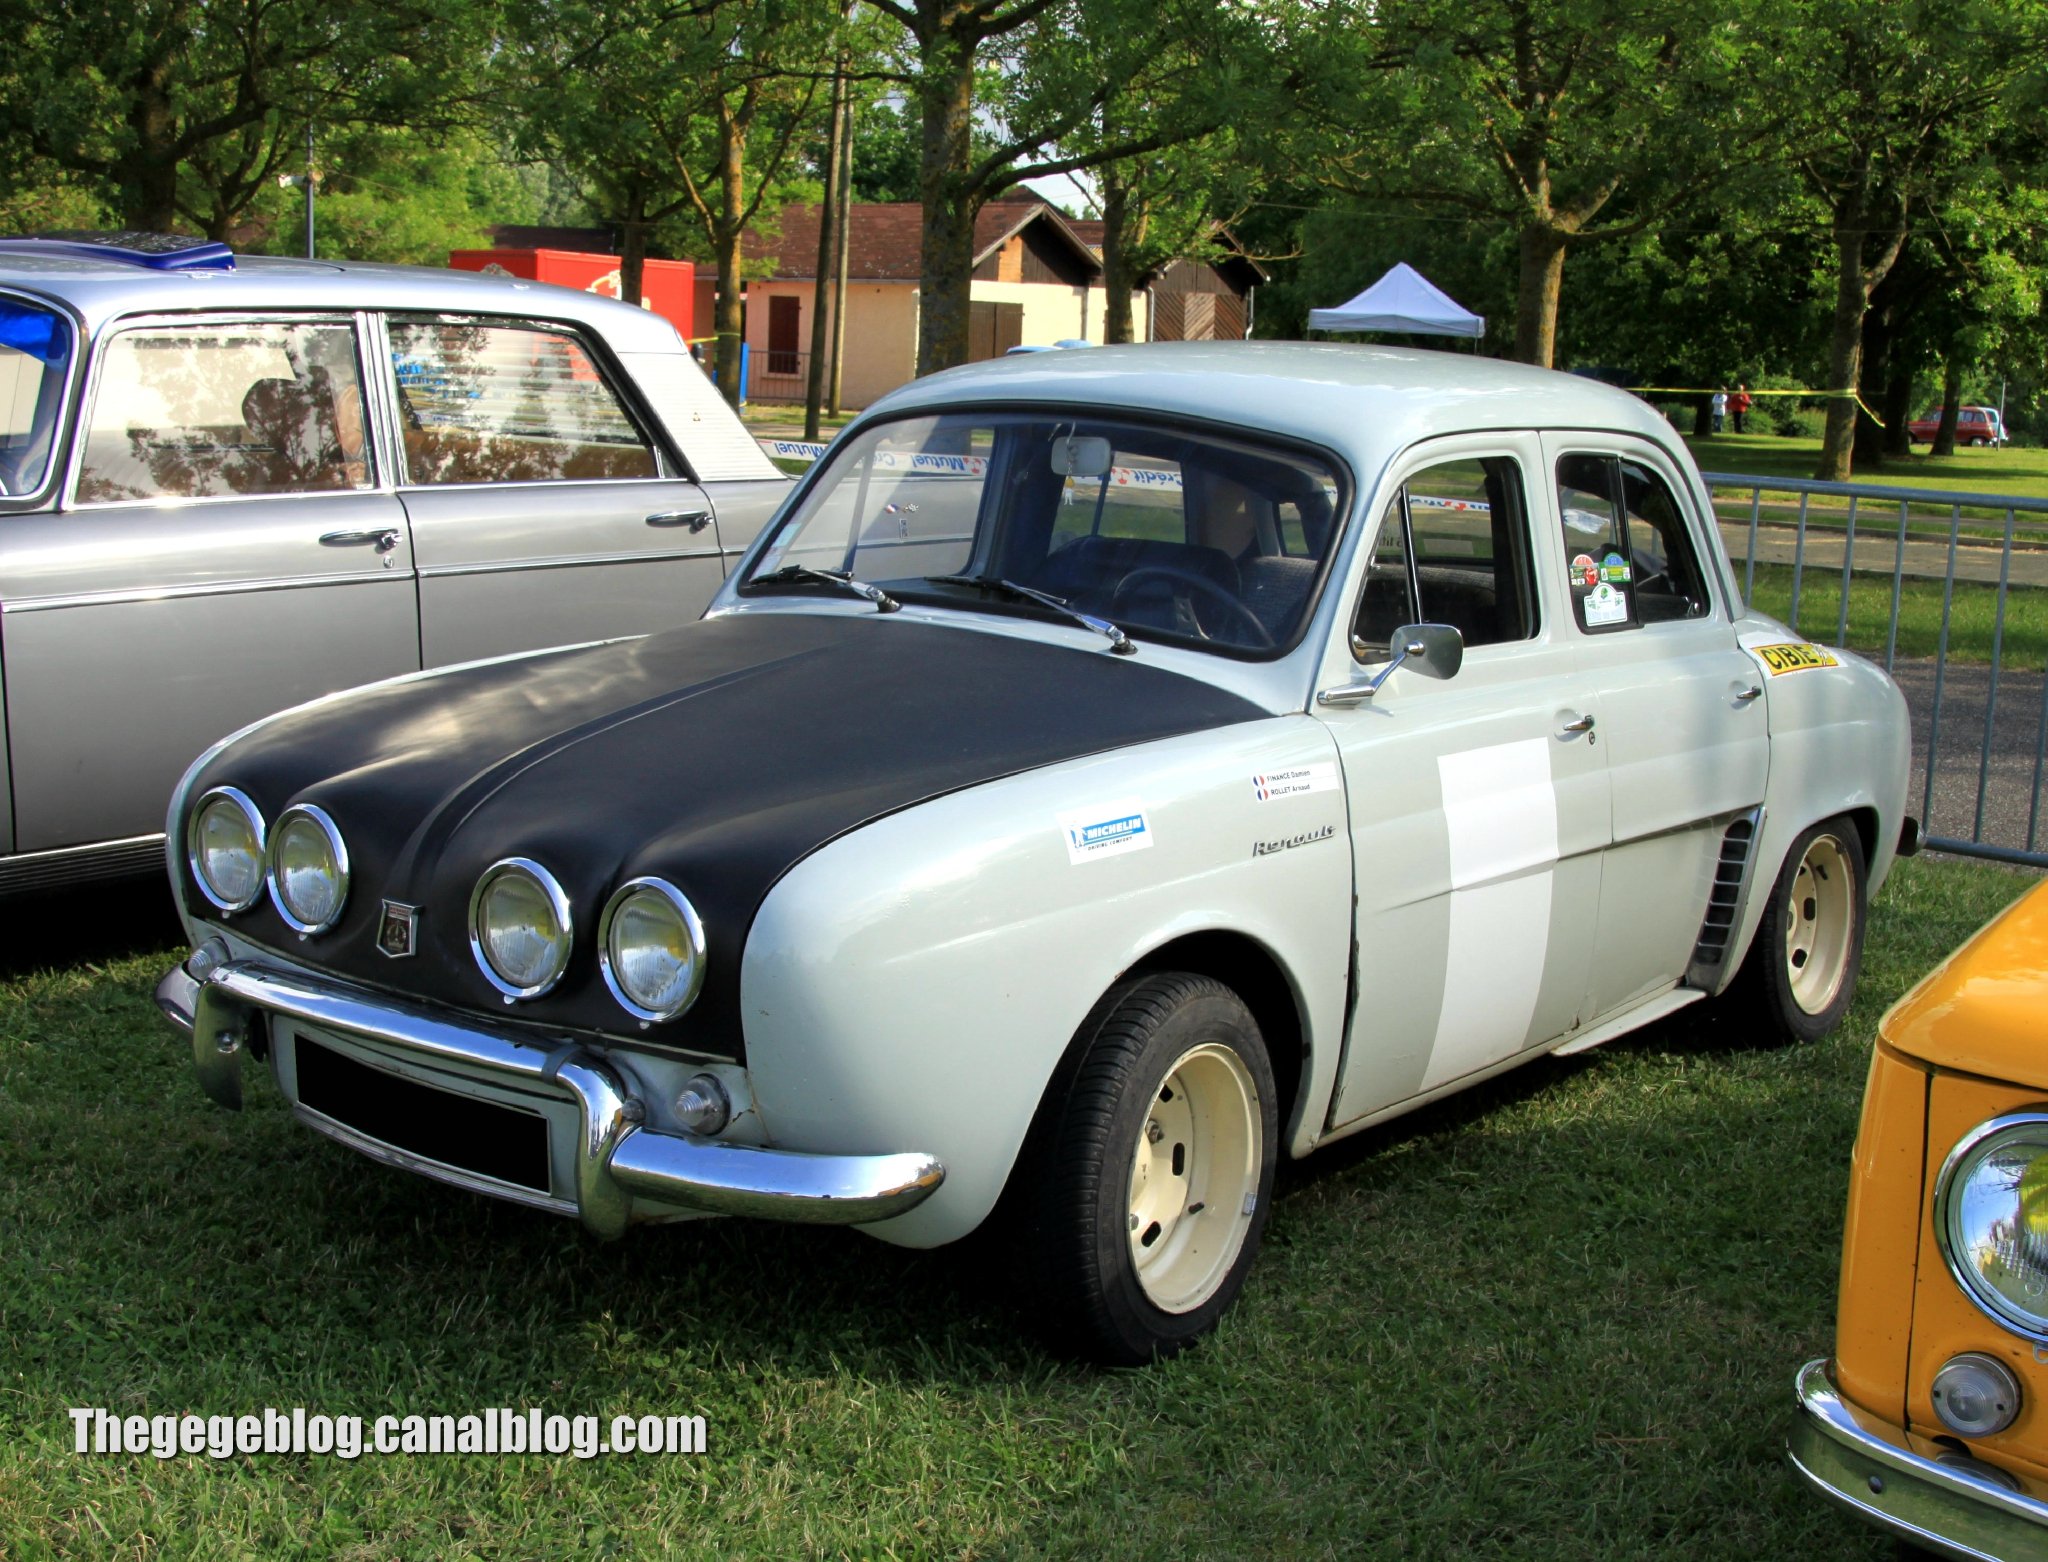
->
[
  {"left": 1571, "top": 553, "right": 1599, "bottom": 588},
  {"left": 1059, "top": 799, "right": 1154, "bottom": 864},
  {"left": 1601, "top": 551, "right": 1630, "bottom": 584},
  {"left": 1752, "top": 641, "right": 1840, "bottom": 675},
  {"left": 1583, "top": 581, "right": 1629, "bottom": 626},
  {"left": 1253, "top": 764, "right": 1338, "bottom": 802},
  {"left": 1253, "top": 823, "right": 1336, "bottom": 858}
]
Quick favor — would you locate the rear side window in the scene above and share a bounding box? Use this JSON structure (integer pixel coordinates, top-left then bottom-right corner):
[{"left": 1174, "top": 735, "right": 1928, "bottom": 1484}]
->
[
  {"left": 76, "top": 320, "right": 369, "bottom": 503},
  {"left": 387, "top": 319, "right": 660, "bottom": 485},
  {"left": 0, "top": 296, "right": 73, "bottom": 497},
  {"left": 1353, "top": 456, "right": 1538, "bottom": 658},
  {"left": 1555, "top": 453, "right": 1710, "bottom": 630}
]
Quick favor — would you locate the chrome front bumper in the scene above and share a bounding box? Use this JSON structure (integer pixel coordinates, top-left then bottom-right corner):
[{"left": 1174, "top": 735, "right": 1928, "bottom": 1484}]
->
[
  {"left": 1789, "top": 1358, "right": 2048, "bottom": 1561},
  {"left": 157, "top": 954, "right": 944, "bottom": 1240}
]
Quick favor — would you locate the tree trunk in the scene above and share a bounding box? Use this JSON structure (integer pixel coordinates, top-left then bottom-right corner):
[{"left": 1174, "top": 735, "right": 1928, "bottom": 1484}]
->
[
  {"left": 915, "top": 34, "right": 979, "bottom": 377},
  {"left": 1933, "top": 358, "right": 1963, "bottom": 456},
  {"left": 1691, "top": 395, "right": 1712, "bottom": 439},
  {"left": 1881, "top": 357, "right": 1914, "bottom": 460},
  {"left": 619, "top": 196, "right": 648, "bottom": 308},
  {"left": 1852, "top": 293, "right": 1889, "bottom": 472},
  {"left": 1101, "top": 170, "right": 1136, "bottom": 345},
  {"left": 120, "top": 73, "right": 183, "bottom": 231},
  {"left": 829, "top": 99, "right": 852, "bottom": 414},
  {"left": 1814, "top": 225, "right": 1869, "bottom": 482},
  {"left": 713, "top": 108, "right": 747, "bottom": 411},
  {"left": 1514, "top": 224, "right": 1567, "bottom": 367},
  {"left": 804, "top": 65, "right": 845, "bottom": 440}
]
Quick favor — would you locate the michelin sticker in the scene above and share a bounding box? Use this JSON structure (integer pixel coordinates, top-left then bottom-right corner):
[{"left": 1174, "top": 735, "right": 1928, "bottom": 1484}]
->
[
  {"left": 1058, "top": 799, "right": 1154, "bottom": 864},
  {"left": 1252, "top": 764, "right": 1339, "bottom": 802},
  {"left": 1583, "top": 580, "right": 1629, "bottom": 626},
  {"left": 1750, "top": 641, "right": 1840, "bottom": 675}
]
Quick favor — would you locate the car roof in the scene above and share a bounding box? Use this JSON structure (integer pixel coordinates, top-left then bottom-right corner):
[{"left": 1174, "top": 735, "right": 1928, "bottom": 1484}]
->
[
  {"left": 0, "top": 251, "right": 688, "bottom": 353},
  {"left": 864, "top": 341, "right": 1681, "bottom": 465}
]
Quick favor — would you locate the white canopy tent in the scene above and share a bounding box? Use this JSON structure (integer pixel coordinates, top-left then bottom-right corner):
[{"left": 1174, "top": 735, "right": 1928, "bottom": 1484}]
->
[{"left": 1307, "top": 262, "right": 1485, "bottom": 340}]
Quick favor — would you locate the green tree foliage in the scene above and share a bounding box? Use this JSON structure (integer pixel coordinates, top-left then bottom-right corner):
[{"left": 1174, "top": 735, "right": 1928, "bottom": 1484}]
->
[
  {"left": 0, "top": 0, "right": 490, "bottom": 235},
  {"left": 500, "top": 0, "right": 838, "bottom": 405},
  {"left": 1282, "top": 0, "right": 1757, "bottom": 367}
]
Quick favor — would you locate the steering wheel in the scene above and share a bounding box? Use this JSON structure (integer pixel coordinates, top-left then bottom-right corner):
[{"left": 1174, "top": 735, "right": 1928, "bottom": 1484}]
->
[{"left": 1111, "top": 565, "right": 1273, "bottom": 647}]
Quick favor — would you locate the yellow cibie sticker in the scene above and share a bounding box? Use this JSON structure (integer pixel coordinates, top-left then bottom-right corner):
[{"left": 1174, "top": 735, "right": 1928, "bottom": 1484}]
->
[{"left": 1754, "top": 642, "right": 1840, "bottom": 675}]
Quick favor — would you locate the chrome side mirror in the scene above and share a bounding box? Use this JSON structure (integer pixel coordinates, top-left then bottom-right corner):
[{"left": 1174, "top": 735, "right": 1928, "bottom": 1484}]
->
[{"left": 1321, "top": 623, "right": 1464, "bottom": 706}]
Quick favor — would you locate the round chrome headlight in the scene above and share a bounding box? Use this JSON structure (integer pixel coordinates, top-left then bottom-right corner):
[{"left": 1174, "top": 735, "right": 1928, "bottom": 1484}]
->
[
  {"left": 267, "top": 804, "right": 349, "bottom": 934},
  {"left": 469, "top": 858, "right": 573, "bottom": 1000},
  {"left": 187, "top": 787, "right": 266, "bottom": 913},
  {"left": 599, "top": 878, "right": 707, "bottom": 1023},
  {"left": 1936, "top": 1113, "right": 2048, "bottom": 1340}
]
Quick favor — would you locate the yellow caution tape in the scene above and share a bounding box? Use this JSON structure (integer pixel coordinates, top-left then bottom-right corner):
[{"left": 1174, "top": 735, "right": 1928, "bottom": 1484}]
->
[{"left": 1629, "top": 386, "right": 1885, "bottom": 428}]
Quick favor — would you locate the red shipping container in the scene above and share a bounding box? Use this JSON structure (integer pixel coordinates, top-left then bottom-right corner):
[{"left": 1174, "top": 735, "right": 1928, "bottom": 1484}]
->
[{"left": 446, "top": 248, "right": 696, "bottom": 346}]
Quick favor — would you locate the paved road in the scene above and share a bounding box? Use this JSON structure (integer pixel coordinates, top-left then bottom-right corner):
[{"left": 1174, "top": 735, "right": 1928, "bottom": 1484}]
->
[
  {"left": 1720, "top": 519, "right": 2048, "bottom": 588},
  {"left": 1886, "top": 656, "right": 2048, "bottom": 863}
]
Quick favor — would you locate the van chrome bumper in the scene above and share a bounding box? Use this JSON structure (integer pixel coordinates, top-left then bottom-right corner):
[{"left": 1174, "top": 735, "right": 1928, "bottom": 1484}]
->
[
  {"left": 1789, "top": 1358, "right": 2048, "bottom": 1562},
  {"left": 157, "top": 955, "right": 944, "bottom": 1240}
]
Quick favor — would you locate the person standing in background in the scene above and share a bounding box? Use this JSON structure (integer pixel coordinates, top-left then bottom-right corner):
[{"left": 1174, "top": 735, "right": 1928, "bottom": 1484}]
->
[
  {"left": 1730, "top": 383, "right": 1753, "bottom": 434},
  {"left": 1712, "top": 389, "right": 1728, "bottom": 433}
]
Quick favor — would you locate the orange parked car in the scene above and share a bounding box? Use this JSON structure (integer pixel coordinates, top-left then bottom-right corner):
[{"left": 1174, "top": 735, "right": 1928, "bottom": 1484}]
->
[{"left": 1791, "top": 876, "right": 2048, "bottom": 1556}]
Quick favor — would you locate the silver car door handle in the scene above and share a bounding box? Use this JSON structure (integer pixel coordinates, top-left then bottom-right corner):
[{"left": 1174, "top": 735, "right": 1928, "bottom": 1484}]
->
[
  {"left": 320, "top": 527, "right": 400, "bottom": 554},
  {"left": 1735, "top": 684, "right": 1764, "bottom": 702},
  {"left": 1561, "top": 713, "right": 1596, "bottom": 733},
  {"left": 646, "top": 509, "right": 713, "bottom": 533}
]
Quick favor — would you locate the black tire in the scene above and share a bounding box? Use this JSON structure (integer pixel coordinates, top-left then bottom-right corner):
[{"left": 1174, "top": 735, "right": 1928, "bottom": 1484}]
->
[
  {"left": 1732, "top": 816, "right": 1867, "bottom": 1044},
  {"left": 1014, "top": 972, "right": 1278, "bottom": 1366}
]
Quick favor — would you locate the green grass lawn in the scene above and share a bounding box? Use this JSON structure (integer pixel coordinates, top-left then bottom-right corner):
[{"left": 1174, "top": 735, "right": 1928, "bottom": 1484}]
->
[
  {"left": 1, "top": 857, "right": 2038, "bottom": 1558},
  {"left": 1687, "top": 432, "right": 2048, "bottom": 503},
  {"left": 1740, "top": 560, "right": 2048, "bottom": 666}
]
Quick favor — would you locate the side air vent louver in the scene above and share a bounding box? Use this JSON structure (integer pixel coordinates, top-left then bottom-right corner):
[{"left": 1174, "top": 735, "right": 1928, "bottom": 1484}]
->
[{"left": 1688, "top": 811, "right": 1762, "bottom": 983}]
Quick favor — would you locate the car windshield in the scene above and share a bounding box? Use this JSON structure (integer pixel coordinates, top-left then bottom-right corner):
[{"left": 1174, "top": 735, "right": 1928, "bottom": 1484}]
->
[
  {"left": 742, "top": 411, "right": 1347, "bottom": 656},
  {"left": 0, "top": 295, "right": 74, "bottom": 497}
]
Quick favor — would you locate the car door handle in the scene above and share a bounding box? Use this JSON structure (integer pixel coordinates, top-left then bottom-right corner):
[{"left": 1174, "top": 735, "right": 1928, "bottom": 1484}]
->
[
  {"left": 646, "top": 509, "right": 713, "bottom": 533},
  {"left": 1735, "top": 684, "right": 1764, "bottom": 702},
  {"left": 1560, "top": 713, "right": 1596, "bottom": 734},
  {"left": 320, "top": 527, "right": 400, "bottom": 554}
]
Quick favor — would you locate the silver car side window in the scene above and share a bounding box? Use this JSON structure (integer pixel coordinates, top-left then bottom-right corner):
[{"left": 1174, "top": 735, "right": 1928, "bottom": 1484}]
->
[
  {"left": 386, "top": 318, "right": 660, "bottom": 486},
  {"left": 76, "top": 320, "right": 370, "bottom": 504},
  {"left": 1354, "top": 456, "right": 1537, "bottom": 657}
]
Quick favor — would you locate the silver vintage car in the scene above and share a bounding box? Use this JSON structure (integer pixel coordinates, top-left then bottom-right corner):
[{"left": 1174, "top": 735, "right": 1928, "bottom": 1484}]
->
[
  {"left": 158, "top": 342, "right": 1915, "bottom": 1363},
  {"left": 0, "top": 231, "right": 787, "bottom": 893}
]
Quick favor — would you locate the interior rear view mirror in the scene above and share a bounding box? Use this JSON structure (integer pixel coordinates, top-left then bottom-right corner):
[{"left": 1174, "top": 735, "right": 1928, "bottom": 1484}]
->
[{"left": 1050, "top": 435, "right": 1113, "bottom": 479}]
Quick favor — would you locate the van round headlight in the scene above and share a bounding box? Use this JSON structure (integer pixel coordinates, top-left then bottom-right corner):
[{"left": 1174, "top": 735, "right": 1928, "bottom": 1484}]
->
[
  {"left": 469, "top": 858, "right": 573, "bottom": 1000},
  {"left": 267, "top": 804, "right": 349, "bottom": 934},
  {"left": 600, "top": 878, "right": 707, "bottom": 1023},
  {"left": 1936, "top": 1113, "right": 2048, "bottom": 1340},
  {"left": 187, "top": 787, "right": 266, "bottom": 913}
]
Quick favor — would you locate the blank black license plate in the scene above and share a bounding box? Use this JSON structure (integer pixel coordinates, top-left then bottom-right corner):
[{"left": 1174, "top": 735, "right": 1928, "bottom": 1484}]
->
[{"left": 294, "top": 1036, "right": 551, "bottom": 1193}]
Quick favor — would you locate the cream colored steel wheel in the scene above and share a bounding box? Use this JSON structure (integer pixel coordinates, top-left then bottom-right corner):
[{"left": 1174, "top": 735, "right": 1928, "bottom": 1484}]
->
[
  {"left": 1125, "top": 1041, "right": 1262, "bottom": 1314},
  {"left": 1784, "top": 833, "right": 1854, "bottom": 1015}
]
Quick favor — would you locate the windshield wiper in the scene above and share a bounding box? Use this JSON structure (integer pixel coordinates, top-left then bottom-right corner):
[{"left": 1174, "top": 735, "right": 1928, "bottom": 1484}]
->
[
  {"left": 926, "top": 574, "right": 1135, "bottom": 655},
  {"left": 751, "top": 564, "right": 900, "bottom": 613}
]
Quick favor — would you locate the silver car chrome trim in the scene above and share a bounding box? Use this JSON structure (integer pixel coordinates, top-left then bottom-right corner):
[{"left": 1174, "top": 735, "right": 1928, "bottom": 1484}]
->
[
  {"left": 1933, "top": 1113, "right": 2048, "bottom": 1345},
  {"left": 292, "top": 1102, "right": 568, "bottom": 1218},
  {"left": 416, "top": 547, "right": 718, "bottom": 581},
  {"left": 1788, "top": 1358, "right": 2048, "bottom": 1561},
  {"left": 172, "top": 959, "right": 945, "bottom": 1237},
  {"left": 4, "top": 570, "right": 402, "bottom": 615}
]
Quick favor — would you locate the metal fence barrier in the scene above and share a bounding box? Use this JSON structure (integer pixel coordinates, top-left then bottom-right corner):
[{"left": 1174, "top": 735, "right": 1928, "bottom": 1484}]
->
[{"left": 1701, "top": 471, "right": 2048, "bottom": 869}]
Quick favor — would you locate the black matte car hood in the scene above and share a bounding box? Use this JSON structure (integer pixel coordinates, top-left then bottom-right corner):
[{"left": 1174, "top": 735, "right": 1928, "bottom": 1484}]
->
[{"left": 186, "top": 612, "right": 1265, "bottom": 1056}]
